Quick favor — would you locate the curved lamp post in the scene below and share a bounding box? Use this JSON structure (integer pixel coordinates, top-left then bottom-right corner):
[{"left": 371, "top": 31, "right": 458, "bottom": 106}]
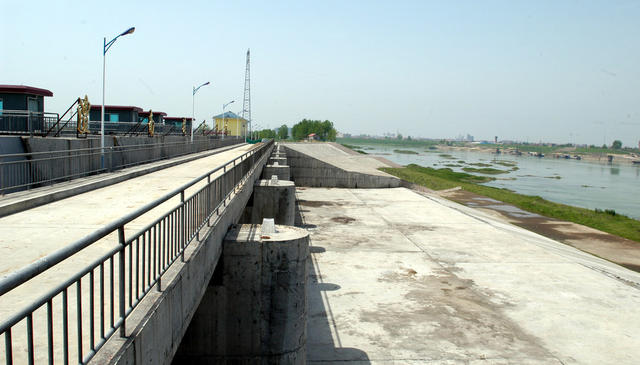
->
[
  {"left": 192, "top": 81, "right": 210, "bottom": 142},
  {"left": 102, "top": 26, "right": 135, "bottom": 168}
]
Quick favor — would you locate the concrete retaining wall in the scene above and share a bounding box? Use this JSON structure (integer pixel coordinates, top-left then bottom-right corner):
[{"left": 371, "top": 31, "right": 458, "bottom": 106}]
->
[
  {"left": 19, "top": 136, "right": 242, "bottom": 187},
  {"left": 283, "top": 146, "right": 400, "bottom": 188},
  {"left": 93, "top": 144, "right": 273, "bottom": 365}
]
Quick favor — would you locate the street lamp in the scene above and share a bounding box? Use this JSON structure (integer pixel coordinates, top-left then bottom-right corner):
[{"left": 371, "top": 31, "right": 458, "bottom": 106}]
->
[
  {"left": 221, "top": 100, "right": 234, "bottom": 139},
  {"left": 192, "top": 81, "right": 210, "bottom": 142},
  {"left": 102, "top": 26, "right": 135, "bottom": 168}
]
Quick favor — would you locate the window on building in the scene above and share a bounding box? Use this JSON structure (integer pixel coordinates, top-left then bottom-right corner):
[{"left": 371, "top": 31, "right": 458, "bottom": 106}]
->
[
  {"left": 109, "top": 113, "right": 119, "bottom": 122},
  {"left": 0, "top": 98, "right": 3, "bottom": 116}
]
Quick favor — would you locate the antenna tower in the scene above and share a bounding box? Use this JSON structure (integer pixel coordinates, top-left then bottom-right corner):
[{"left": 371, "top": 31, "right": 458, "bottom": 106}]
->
[{"left": 242, "top": 49, "right": 251, "bottom": 133}]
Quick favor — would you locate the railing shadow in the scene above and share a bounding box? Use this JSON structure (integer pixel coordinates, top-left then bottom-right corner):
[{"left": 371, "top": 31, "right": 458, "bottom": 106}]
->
[{"left": 295, "top": 204, "right": 371, "bottom": 363}]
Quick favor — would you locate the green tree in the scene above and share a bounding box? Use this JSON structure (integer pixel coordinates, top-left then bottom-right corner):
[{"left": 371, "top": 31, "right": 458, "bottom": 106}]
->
[
  {"left": 277, "top": 124, "right": 288, "bottom": 140},
  {"left": 612, "top": 140, "right": 622, "bottom": 149},
  {"left": 258, "top": 128, "right": 276, "bottom": 139},
  {"left": 397, "top": 133, "right": 403, "bottom": 140},
  {"left": 291, "top": 119, "right": 337, "bottom": 141}
]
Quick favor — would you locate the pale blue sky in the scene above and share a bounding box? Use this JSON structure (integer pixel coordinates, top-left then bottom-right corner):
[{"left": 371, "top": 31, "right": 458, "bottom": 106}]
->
[{"left": 1, "top": 0, "right": 639, "bottom": 146}]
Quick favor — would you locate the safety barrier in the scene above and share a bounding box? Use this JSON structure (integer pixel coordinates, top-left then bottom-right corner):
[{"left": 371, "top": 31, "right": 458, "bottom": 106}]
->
[
  {"left": 0, "top": 140, "right": 273, "bottom": 364},
  {"left": 0, "top": 137, "right": 243, "bottom": 194}
]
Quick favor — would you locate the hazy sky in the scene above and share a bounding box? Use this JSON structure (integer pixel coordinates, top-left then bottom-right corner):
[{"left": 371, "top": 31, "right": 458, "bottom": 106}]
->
[{"left": 2, "top": 1, "right": 639, "bottom": 146}]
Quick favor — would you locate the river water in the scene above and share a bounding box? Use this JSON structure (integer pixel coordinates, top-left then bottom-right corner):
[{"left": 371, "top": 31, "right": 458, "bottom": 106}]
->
[{"left": 356, "top": 144, "right": 640, "bottom": 220}]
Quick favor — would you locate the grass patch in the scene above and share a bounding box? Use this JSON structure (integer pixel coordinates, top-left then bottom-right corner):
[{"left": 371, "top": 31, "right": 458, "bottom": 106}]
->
[
  {"left": 340, "top": 143, "right": 361, "bottom": 150},
  {"left": 462, "top": 167, "right": 510, "bottom": 175},
  {"left": 394, "top": 149, "right": 419, "bottom": 155},
  {"left": 444, "top": 164, "right": 462, "bottom": 168},
  {"left": 544, "top": 175, "right": 562, "bottom": 179},
  {"left": 467, "top": 162, "right": 492, "bottom": 167},
  {"left": 439, "top": 154, "right": 455, "bottom": 159},
  {"left": 341, "top": 143, "right": 368, "bottom": 154},
  {"left": 380, "top": 164, "right": 640, "bottom": 243}
]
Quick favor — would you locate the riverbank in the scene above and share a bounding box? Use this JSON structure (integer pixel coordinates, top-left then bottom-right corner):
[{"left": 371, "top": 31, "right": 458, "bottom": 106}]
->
[
  {"left": 442, "top": 144, "right": 640, "bottom": 165},
  {"left": 382, "top": 164, "right": 640, "bottom": 241},
  {"left": 380, "top": 164, "right": 640, "bottom": 269},
  {"left": 337, "top": 137, "right": 640, "bottom": 166}
]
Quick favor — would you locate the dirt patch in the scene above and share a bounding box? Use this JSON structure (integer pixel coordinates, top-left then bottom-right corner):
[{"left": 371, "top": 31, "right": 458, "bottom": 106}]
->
[{"left": 331, "top": 216, "right": 356, "bottom": 224}]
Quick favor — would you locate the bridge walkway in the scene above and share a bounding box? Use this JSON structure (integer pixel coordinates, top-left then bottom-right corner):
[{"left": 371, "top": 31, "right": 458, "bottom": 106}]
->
[{"left": 0, "top": 143, "right": 258, "bottom": 364}]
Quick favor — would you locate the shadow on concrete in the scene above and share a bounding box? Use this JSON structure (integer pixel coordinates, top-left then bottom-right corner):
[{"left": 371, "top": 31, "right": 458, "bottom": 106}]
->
[{"left": 295, "top": 204, "right": 371, "bottom": 364}]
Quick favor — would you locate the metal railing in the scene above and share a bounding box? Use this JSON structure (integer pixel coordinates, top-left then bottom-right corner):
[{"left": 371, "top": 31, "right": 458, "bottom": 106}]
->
[
  {"left": 0, "top": 137, "right": 243, "bottom": 194},
  {"left": 45, "top": 120, "right": 195, "bottom": 138},
  {"left": 0, "top": 110, "right": 60, "bottom": 136},
  {"left": 0, "top": 109, "right": 193, "bottom": 137},
  {"left": 0, "top": 140, "right": 273, "bottom": 364}
]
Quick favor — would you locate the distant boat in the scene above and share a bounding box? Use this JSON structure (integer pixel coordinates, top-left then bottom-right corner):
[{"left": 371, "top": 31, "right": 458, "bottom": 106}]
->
[{"left": 632, "top": 160, "right": 640, "bottom": 165}]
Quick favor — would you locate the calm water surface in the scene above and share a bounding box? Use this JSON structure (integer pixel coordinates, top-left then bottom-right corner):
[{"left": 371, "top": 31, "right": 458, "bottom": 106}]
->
[{"left": 358, "top": 145, "right": 640, "bottom": 219}]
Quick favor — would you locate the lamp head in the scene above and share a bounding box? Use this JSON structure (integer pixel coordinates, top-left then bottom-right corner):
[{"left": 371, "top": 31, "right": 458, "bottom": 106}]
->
[{"left": 121, "top": 27, "right": 135, "bottom": 36}]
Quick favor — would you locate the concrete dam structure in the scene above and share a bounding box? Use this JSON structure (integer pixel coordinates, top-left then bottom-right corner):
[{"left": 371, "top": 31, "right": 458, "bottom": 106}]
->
[{"left": 1, "top": 140, "right": 639, "bottom": 364}]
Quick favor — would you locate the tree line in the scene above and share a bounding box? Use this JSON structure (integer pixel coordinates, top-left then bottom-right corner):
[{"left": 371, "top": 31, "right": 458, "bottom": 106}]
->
[{"left": 253, "top": 119, "right": 337, "bottom": 141}]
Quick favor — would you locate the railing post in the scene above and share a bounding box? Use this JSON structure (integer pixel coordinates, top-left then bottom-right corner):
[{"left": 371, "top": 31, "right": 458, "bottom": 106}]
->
[
  {"left": 108, "top": 147, "right": 114, "bottom": 172},
  {"left": 207, "top": 174, "right": 212, "bottom": 226},
  {"left": 180, "top": 191, "right": 186, "bottom": 262},
  {"left": 118, "top": 226, "right": 126, "bottom": 337}
]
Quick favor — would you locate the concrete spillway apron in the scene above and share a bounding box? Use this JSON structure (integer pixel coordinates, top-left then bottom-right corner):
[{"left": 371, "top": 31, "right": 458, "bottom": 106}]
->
[
  {"left": 261, "top": 163, "right": 291, "bottom": 181},
  {"left": 251, "top": 178, "right": 296, "bottom": 225},
  {"left": 175, "top": 223, "right": 309, "bottom": 364},
  {"left": 268, "top": 156, "right": 287, "bottom": 166}
]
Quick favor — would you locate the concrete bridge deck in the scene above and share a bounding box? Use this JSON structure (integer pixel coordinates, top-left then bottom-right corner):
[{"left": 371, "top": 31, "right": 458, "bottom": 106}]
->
[
  {"left": 299, "top": 187, "right": 640, "bottom": 364},
  {"left": 0, "top": 143, "right": 258, "bottom": 363}
]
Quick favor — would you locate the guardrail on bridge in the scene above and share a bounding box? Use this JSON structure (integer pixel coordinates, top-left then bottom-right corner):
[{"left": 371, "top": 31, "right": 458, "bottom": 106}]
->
[
  {"left": 0, "top": 137, "right": 243, "bottom": 194},
  {"left": 0, "top": 140, "right": 273, "bottom": 364}
]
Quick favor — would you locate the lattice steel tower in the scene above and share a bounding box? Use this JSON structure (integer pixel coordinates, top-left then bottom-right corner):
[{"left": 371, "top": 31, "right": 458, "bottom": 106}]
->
[{"left": 242, "top": 49, "right": 251, "bottom": 133}]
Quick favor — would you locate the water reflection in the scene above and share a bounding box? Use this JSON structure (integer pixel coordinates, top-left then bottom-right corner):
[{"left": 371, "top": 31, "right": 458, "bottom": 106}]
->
[{"left": 610, "top": 167, "right": 620, "bottom": 175}]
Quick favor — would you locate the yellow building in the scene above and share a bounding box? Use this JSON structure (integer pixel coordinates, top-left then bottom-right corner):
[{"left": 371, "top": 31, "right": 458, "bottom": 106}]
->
[{"left": 213, "top": 111, "right": 248, "bottom": 137}]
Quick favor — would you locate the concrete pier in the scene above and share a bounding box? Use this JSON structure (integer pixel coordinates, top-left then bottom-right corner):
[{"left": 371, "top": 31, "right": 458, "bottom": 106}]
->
[
  {"left": 269, "top": 156, "right": 287, "bottom": 165},
  {"left": 251, "top": 178, "right": 296, "bottom": 225},
  {"left": 174, "top": 224, "right": 309, "bottom": 364},
  {"left": 261, "top": 163, "right": 291, "bottom": 181}
]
